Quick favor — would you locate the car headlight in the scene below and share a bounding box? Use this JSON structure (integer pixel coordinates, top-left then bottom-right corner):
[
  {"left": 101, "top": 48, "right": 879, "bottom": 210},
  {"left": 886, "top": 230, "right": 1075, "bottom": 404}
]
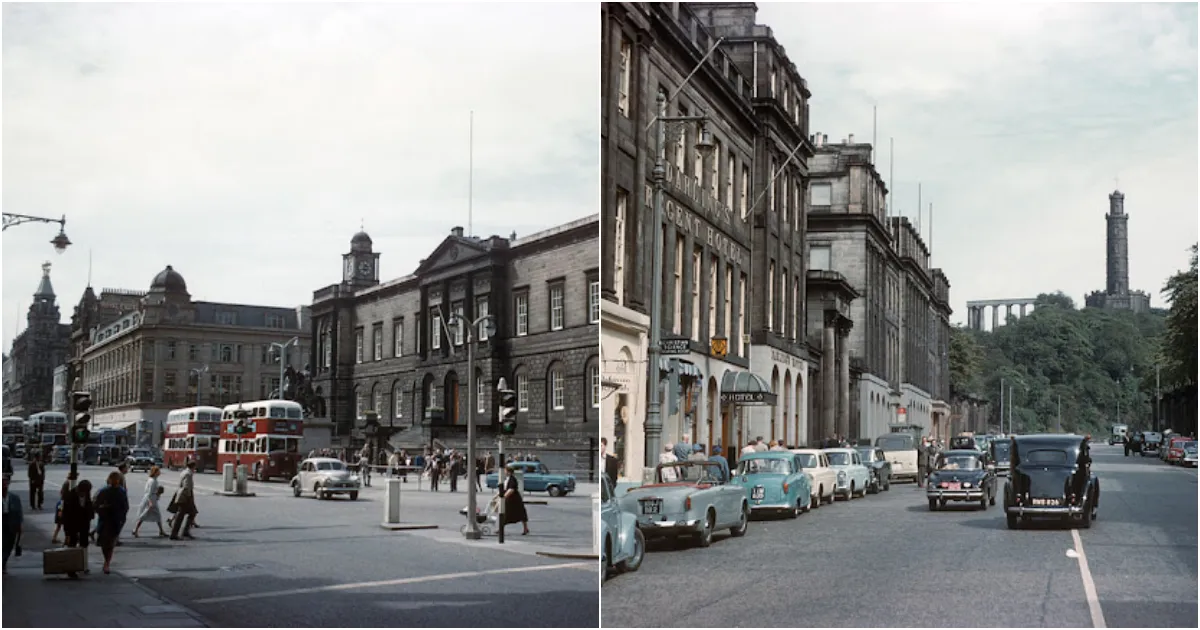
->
[
  {"left": 837, "top": 471, "right": 847, "bottom": 481},
  {"left": 321, "top": 479, "right": 330, "bottom": 486},
  {"left": 963, "top": 482, "right": 973, "bottom": 488},
  {"left": 350, "top": 474, "right": 359, "bottom": 481}
]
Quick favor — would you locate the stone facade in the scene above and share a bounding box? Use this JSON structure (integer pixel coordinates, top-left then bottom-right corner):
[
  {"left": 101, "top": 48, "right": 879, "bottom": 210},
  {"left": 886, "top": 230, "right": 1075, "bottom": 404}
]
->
[
  {"left": 2, "top": 263, "right": 71, "bottom": 417},
  {"left": 308, "top": 218, "right": 599, "bottom": 476},
  {"left": 70, "top": 266, "right": 311, "bottom": 447}
]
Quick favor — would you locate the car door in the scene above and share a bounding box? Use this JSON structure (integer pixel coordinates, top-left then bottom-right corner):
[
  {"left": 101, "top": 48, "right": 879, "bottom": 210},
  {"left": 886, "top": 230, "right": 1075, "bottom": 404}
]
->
[
  {"left": 851, "top": 451, "right": 866, "bottom": 486},
  {"left": 297, "top": 461, "right": 310, "bottom": 490}
]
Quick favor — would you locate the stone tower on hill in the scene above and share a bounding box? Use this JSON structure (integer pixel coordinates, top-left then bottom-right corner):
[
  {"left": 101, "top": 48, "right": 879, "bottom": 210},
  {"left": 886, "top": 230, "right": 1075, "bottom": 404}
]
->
[{"left": 1085, "top": 189, "right": 1151, "bottom": 313}]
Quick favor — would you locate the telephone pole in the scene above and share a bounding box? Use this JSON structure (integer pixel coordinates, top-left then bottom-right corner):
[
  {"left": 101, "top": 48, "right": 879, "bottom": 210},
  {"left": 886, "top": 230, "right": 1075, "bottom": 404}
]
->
[{"left": 1056, "top": 395, "right": 1061, "bottom": 433}]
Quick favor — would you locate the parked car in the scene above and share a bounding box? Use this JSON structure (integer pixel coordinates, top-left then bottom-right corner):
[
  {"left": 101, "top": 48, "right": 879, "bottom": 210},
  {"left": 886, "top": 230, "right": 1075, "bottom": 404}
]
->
[
  {"left": 290, "top": 457, "right": 361, "bottom": 500},
  {"left": 1004, "top": 434, "right": 1099, "bottom": 529},
  {"left": 1140, "top": 432, "right": 1163, "bottom": 457},
  {"left": 788, "top": 448, "right": 836, "bottom": 506},
  {"left": 926, "top": 449, "right": 995, "bottom": 511},
  {"left": 51, "top": 445, "right": 70, "bottom": 464},
  {"left": 126, "top": 448, "right": 162, "bottom": 472},
  {"left": 856, "top": 446, "right": 892, "bottom": 493},
  {"left": 13, "top": 443, "right": 25, "bottom": 459},
  {"left": 600, "top": 474, "right": 644, "bottom": 581},
  {"left": 1165, "top": 436, "right": 1190, "bottom": 464},
  {"left": 617, "top": 460, "right": 749, "bottom": 548},
  {"left": 822, "top": 448, "right": 871, "bottom": 500},
  {"left": 485, "top": 461, "right": 577, "bottom": 497},
  {"left": 989, "top": 438, "right": 1013, "bottom": 477},
  {"left": 731, "top": 451, "right": 812, "bottom": 518},
  {"left": 1182, "top": 442, "right": 1198, "bottom": 468},
  {"left": 876, "top": 433, "right": 920, "bottom": 483}
]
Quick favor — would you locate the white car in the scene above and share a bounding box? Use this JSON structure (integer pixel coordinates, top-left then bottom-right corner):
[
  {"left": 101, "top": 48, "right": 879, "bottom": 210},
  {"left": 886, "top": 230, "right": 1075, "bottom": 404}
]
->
[
  {"left": 1183, "top": 442, "right": 1197, "bottom": 468},
  {"left": 823, "top": 448, "right": 872, "bottom": 500},
  {"left": 291, "top": 457, "right": 362, "bottom": 500},
  {"left": 788, "top": 449, "right": 836, "bottom": 507}
]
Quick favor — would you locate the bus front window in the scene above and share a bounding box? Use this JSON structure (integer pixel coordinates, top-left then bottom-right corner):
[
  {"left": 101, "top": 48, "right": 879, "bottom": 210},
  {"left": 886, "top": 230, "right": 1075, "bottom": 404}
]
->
[{"left": 286, "top": 438, "right": 299, "bottom": 453}]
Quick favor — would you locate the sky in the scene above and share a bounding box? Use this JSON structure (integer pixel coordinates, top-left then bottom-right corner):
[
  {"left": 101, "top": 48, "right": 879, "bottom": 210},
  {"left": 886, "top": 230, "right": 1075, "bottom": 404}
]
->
[
  {"left": 758, "top": 1, "right": 1198, "bottom": 326},
  {"left": 2, "top": 2, "right": 598, "bottom": 353}
]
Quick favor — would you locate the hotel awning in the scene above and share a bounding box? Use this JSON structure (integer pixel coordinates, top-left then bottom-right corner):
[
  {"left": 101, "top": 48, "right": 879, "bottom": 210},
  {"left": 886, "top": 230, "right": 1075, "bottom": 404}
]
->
[
  {"left": 720, "top": 371, "right": 777, "bottom": 406},
  {"left": 658, "top": 358, "right": 703, "bottom": 379}
]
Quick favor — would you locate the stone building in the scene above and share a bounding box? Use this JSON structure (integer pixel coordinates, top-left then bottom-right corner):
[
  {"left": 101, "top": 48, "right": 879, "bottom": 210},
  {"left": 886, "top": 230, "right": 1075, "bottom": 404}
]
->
[
  {"left": 71, "top": 265, "right": 311, "bottom": 447},
  {"left": 3, "top": 262, "right": 71, "bottom": 417},
  {"left": 1085, "top": 189, "right": 1151, "bottom": 313},
  {"left": 308, "top": 218, "right": 599, "bottom": 474}
]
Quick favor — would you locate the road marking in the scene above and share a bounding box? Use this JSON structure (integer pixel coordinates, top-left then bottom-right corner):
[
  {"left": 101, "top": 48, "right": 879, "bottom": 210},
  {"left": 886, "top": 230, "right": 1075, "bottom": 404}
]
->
[
  {"left": 1071, "top": 528, "right": 1107, "bottom": 628},
  {"left": 193, "top": 561, "right": 591, "bottom": 604}
]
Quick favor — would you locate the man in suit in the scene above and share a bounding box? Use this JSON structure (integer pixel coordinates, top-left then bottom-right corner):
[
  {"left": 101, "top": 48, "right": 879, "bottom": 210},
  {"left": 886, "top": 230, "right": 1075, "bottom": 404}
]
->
[
  {"left": 601, "top": 438, "right": 620, "bottom": 484},
  {"left": 27, "top": 454, "right": 45, "bottom": 510}
]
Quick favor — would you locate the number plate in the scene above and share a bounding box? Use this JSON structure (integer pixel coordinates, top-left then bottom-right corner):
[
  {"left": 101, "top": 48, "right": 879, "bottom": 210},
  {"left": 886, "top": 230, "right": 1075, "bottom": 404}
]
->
[
  {"left": 641, "top": 499, "right": 661, "bottom": 515},
  {"left": 751, "top": 486, "right": 765, "bottom": 500},
  {"left": 1032, "top": 497, "right": 1060, "bottom": 506},
  {"left": 947, "top": 482, "right": 961, "bottom": 490}
]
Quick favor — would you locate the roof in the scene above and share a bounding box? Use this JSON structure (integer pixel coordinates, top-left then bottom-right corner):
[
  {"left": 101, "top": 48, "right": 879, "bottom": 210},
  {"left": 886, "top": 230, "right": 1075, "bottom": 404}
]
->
[
  {"left": 192, "top": 302, "right": 301, "bottom": 328},
  {"left": 150, "top": 265, "right": 188, "bottom": 294},
  {"left": 302, "top": 457, "right": 347, "bottom": 464},
  {"left": 940, "top": 449, "right": 985, "bottom": 457},
  {"left": 821, "top": 447, "right": 856, "bottom": 453}
]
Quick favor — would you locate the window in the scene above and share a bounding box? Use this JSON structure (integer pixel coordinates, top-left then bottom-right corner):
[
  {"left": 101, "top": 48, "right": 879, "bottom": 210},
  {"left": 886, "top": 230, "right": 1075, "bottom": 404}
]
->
[
  {"left": 795, "top": 180, "right": 803, "bottom": 231},
  {"left": 394, "top": 384, "right": 403, "bottom": 419},
  {"left": 770, "top": 68, "right": 777, "bottom": 96},
  {"left": 810, "top": 246, "right": 832, "bottom": 271},
  {"left": 261, "top": 376, "right": 280, "bottom": 399},
  {"left": 451, "top": 301, "right": 465, "bottom": 345},
  {"left": 477, "top": 378, "right": 486, "bottom": 413},
  {"left": 781, "top": 173, "right": 789, "bottom": 224},
  {"left": 515, "top": 293, "right": 529, "bottom": 336},
  {"left": 725, "top": 265, "right": 733, "bottom": 341},
  {"left": 374, "top": 388, "right": 384, "bottom": 416},
  {"left": 260, "top": 344, "right": 272, "bottom": 365},
  {"left": 613, "top": 189, "right": 628, "bottom": 305},
  {"left": 693, "top": 125, "right": 703, "bottom": 183},
  {"left": 768, "top": 158, "right": 775, "bottom": 212},
  {"left": 741, "top": 165, "right": 750, "bottom": 219},
  {"left": 393, "top": 319, "right": 404, "bottom": 357},
  {"left": 709, "top": 255, "right": 718, "bottom": 339},
  {"left": 430, "top": 310, "right": 441, "bottom": 350},
  {"left": 550, "top": 368, "right": 565, "bottom": 410},
  {"left": 691, "top": 249, "right": 701, "bottom": 338},
  {"left": 265, "top": 314, "right": 286, "bottom": 329},
  {"left": 476, "top": 297, "right": 490, "bottom": 341},
  {"left": 163, "top": 372, "right": 176, "bottom": 397},
  {"left": 588, "top": 280, "right": 599, "bottom": 324},
  {"left": 590, "top": 363, "right": 600, "bottom": 408},
  {"left": 373, "top": 324, "right": 383, "bottom": 360},
  {"left": 322, "top": 328, "right": 332, "bottom": 367},
  {"left": 793, "top": 277, "right": 801, "bottom": 340},
  {"left": 811, "top": 183, "right": 832, "bottom": 207},
  {"left": 219, "top": 344, "right": 234, "bottom": 363},
  {"left": 166, "top": 342, "right": 176, "bottom": 360},
  {"left": 675, "top": 105, "right": 687, "bottom": 173},
  {"left": 768, "top": 262, "right": 776, "bottom": 331},
  {"left": 142, "top": 370, "right": 155, "bottom": 399},
  {"left": 188, "top": 344, "right": 198, "bottom": 361},
  {"left": 517, "top": 374, "right": 529, "bottom": 411},
  {"left": 710, "top": 139, "right": 721, "bottom": 198},
  {"left": 549, "top": 284, "right": 564, "bottom": 331},
  {"left": 673, "top": 236, "right": 684, "bottom": 333},
  {"left": 355, "top": 391, "right": 365, "bottom": 419},
  {"left": 725, "top": 153, "right": 735, "bottom": 207},
  {"left": 618, "top": 38, "right": 632, "bottom": 117},
  {"left": 355, "top": 328, "right": 364, "bottom": 362},
  {"left": 217, "top": 311, "right": 237, "bottom": 325}
]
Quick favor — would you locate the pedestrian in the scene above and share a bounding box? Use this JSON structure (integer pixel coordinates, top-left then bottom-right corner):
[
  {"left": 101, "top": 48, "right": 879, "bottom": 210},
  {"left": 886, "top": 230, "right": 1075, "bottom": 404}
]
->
[
  {"left": 755, "top": 437, "right": 768, "bottom": 452},
  {"left": 500, "top": 465, "right": 529, "bottom": 536},
  {"left": 61, "top": 479, "right": 94, "bottom": 578},
  {"left": 449, "top": 453, "right": 461, "bottom": 492},
  {"left": 475, "top": 455, "right": 484, "bottom": 491},
  {"left": 168, "top": 461, "right": 199, "bottom": 540},
  {"left": 659, "top": 445, "right": 679, "bottom": 482},
  {"left": 27, "top": 453, "right": 45, "bottom": 511},
  {"left": 429, "top": 453, "right": 441, "bottom": 492},
  {"left": 741, "top": 440, "right": 757, "bottom": 456},
  {"left": 688, "top": 444, "right": 707, "bottom": 463},
  {"left": 132, "top": 466, "right": 168, "bottom": 538},
  {"left": 708, "top": 446, "right": 729, "bottom": 483},
  {"left": 602, "top": 439, "right": 620, "bottom": 485},
  {"left": 673, "top": 435, "right": 692, "bottom": 462},
  {"left": 2, "top": 476, "right": 23, "bottom": 575},
  {"left": 358, "top": 450, "right": 371, "bottom": 487},
  {"left": 769, "top": 441, "right": 787, "bottom": 452},
  {"left": 916, "top": 439, "right": 930, "bottom": 488},
  {"left": 93, "top": 471, "right": 129, "bottom": 574},
  {"left": 51, "top": 481, "right": 70, "bottom": 544}
]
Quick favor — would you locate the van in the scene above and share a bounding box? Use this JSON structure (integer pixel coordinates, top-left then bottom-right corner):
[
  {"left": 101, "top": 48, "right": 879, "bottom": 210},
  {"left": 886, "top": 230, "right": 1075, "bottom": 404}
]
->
[{"left": 876, "top": 433, "right": 919, "bottom": 483}]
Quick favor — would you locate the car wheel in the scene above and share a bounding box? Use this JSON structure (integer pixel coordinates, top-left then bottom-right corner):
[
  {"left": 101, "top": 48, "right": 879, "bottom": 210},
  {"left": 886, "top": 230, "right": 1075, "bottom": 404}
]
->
[
  {"left": 349, "top": 491, "right": 359, "bottom": 501},
  {"left": 292, "top": 482, "right": 301, "bottom": 497},
  {"left": 1079, "top": 500, "right": 1092, "bottom": 529},
  {"left": 547, "top": 485, "right": 563, "bottom": 498},
  {"left": 928, "top": 498, "right": 937, "bottom": 511},
  {"left": 979, "top": 495, "right": 987, "bottom": 510},
  {"left": 884, "top": 476, "right": 891, "bottom": 491},
  {"left": 801, "top": 494, "right": 812, "bottom": 513},
  {"left": 1006, "top": 512, "right": 1018, "bottom": 529},
  {"left": 939, "top": 499, "right": 947, "bottom": 509},
  {"left": 697, "top": 511, "right": 715, "bottom": 548},
  {"left": 619, "top": 528, "right": 645, "bottom": 573},
  {"left": 791, "top": 498, "right": 801, "bottom": 519},
  {"left": 314, "top": 483, "right": 323, "bottom": 499},
  {"left": 810, "top": 492, "right": 820, "bottom": 510},
  {"left": 603, "top": 538, "right": 613, "bottom": 581},
  {"left": 730, "top": 504, "right": 749, "bottom": 537}
]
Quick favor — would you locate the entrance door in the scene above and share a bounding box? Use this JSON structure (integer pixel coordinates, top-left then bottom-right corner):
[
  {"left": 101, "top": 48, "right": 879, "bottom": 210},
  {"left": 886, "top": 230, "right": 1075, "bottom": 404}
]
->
[{"left": 450, "top": 380, "right": 460, "bottom": 425}]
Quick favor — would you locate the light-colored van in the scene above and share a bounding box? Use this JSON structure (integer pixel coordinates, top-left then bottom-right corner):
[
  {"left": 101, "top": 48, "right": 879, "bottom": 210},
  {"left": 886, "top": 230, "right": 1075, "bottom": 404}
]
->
[{"left": 876, "top": 433, "right": 920, "bottom": 483}]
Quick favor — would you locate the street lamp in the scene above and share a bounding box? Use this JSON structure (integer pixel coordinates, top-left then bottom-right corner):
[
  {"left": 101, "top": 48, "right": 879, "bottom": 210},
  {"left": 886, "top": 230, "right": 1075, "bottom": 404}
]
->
[
  {"left": 270, "top": 337, "right": 300, "bottom": 400},
  {"left": 445, "top": 311, "right": 497, "bottom": 540},
  {"left": 190, "top": 365, "right": 209, "bottom": 407},
  {"left": 3, "top": 213, "right": 72, "bottom": 254},
  {"left": 233, "top": 402, "right": 249, "bottom": 473}
]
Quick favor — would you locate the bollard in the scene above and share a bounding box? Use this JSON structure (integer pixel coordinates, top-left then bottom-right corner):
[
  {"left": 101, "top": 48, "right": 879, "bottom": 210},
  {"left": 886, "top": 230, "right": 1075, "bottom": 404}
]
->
[
  {"left": 592, "top": 491, "right": 601, "bottom": 555},
  {"left": 383, "top": 478, "right": 402, "bottom": 524},
  {"left": 223, "top": 463, "right": 234, "bottom": 493},
  {"left": 236, "top": 464, "right": 248, "bottom": 494}
]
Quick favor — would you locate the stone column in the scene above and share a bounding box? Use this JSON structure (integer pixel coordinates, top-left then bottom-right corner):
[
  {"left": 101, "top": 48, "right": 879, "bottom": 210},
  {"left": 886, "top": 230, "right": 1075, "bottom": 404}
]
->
[
  {"left": 1020, "top": 303, "right": 1027, "bottom": 317},
  {"left": 822, "top": 311, "right": 837, "bottom": 441},
  {"left": 1006, "top": 303, "right": 1013, "bottom": 323},
  {"left": 991, "top": 305, "right": 999, "bottom": 330},
  {"left": 837, "top": 319, "right": 852, "bottom": 441}
]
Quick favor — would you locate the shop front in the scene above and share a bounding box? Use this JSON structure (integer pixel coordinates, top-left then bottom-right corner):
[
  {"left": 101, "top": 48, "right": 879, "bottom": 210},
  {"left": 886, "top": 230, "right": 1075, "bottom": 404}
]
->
[
  {"left": 600, "top": 301, "right": 649, "bottom": 482},
  {"left": 718, "top": 370, "right": 777, "bottom": 464},
  {"left": 747, "top": 345, "right": 811, "bottom": 448}
]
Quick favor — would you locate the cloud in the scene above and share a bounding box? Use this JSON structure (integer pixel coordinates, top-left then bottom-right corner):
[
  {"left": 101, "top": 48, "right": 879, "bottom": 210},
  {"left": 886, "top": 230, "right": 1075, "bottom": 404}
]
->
[
  {"left": 2, "top": 2, "right": 598, "bottom": 351},
  {"left": 758, "top": 2, "right": 1198, "bottom": 321}
]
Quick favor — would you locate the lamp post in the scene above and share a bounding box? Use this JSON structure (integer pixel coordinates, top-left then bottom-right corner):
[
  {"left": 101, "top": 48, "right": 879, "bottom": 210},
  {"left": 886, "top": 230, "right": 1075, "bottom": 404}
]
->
[
  {"left": 190, "top": 365, "right": 208, "bottom": 407},
  {"left": 270, "top": 337, "right": 300, "bottom": 400},
  {"left": 3, "top": 213, "right": 72, "bottom": 253},
  {"left": 234, "top": 402, "right": 248, "bottom": 473},
  {"left": 446, "top": 311, "right": 497, "bottom": 540}
]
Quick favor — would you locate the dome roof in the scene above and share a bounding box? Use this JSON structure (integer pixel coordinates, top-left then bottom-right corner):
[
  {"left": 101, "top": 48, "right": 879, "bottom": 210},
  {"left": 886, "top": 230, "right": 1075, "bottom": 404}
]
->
[
  {"left": 350, "top": 230, "right": 373, "bottom": 253},
  {"left": 150, "top": 265, "right": 188, "bottom": 293}
]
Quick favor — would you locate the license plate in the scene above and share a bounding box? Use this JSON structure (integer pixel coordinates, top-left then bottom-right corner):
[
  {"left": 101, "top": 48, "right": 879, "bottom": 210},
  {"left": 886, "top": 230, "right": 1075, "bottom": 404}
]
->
[
  {"left": 947, "top": 482, "right": 961, "bottom": 490},
  {"left": 1032, "top": 497, "right": 1060, "bottom": 506},
  {"left": 751, "top": 486, "right": 765, "bottom": 500},
  {"left": 641, "top": 499, "right": 661, "bottom": 515}
]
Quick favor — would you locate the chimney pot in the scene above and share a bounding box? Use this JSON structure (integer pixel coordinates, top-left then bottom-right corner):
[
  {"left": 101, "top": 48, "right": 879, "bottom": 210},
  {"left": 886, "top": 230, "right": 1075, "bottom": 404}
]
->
[
  {"left": 451, "top": 226, "right": 464, "bottom": 237},
  {"left": 848, "top": 133, "right": 855, "bottom": 144},
  {"left": 822, "top": 134, "right": 828, "bottom": 145},
  {"left": 510, "top": 231, "right": 517, "bottom": 240}
]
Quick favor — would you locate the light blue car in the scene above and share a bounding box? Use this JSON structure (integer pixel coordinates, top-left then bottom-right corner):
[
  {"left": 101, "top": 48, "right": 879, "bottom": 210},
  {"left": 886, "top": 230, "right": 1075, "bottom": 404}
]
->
[
  {"left": 732, "top": 451, "right": 812, "bottom": 518},
  {"left": 823, "top": 448, "right": 871, "bottom": 500},
  {"left": 601, "top": 475, "right": 644, "bottom": 581}
]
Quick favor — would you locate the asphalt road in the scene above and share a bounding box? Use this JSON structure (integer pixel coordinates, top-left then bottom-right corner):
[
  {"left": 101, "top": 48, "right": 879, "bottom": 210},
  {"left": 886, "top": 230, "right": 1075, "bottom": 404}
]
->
[
  {"left": 14, "top": 464, "right": 598, "bottom": 628},
  {"left": 601, "top": 443, "right": 1197, "bottom": 628}
]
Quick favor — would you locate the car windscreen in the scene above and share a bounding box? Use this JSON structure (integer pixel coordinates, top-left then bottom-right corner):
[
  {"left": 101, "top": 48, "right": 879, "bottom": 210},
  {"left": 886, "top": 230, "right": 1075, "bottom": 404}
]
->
[
  {"left": 1022, "top": 449, "right": 1069, "bottom": 466},
  {"left": 795, "top": 453, "right": 818, "bottom": 468},
  {"left": 738, "top": 458, "right": 791, "bottom": 475},
  {"left": 659, "top": 461, "right": 724, "bottom": 483},
  {"left": 992, "top": 443, "right": 1011, "bottom": 459},
  {"left": 825, "top": 452, "right": 852, "bottom": 466},
  {"left": 877, "top": 436, "right": 912, "bottom": 451},
  {"left": 855, "top": 448, "right": 873, "bottom": 461},
  {"left": 937, "top": 455, "right": 981, "bottom": 470},
  {"left": 1184, "top": 442, "right": 1197, "bottom": 453},
  {"left": 317, "top": 461, "right": 346, "bottom": 471}
]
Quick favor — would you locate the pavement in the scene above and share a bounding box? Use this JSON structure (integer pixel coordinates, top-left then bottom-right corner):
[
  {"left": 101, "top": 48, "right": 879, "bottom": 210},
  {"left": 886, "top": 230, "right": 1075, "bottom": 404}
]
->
[
  {"left": 601, "top": 443, "right": 1198, "bottom": 628},
  {"left": 3, "top": 464, "right": 599, "bottom": 628}
]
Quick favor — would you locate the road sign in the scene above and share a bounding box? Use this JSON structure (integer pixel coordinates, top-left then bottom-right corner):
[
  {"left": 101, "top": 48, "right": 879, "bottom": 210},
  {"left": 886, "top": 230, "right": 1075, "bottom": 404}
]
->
[{"left": 660, "top": 337, "right": 690, "bottom": 355}]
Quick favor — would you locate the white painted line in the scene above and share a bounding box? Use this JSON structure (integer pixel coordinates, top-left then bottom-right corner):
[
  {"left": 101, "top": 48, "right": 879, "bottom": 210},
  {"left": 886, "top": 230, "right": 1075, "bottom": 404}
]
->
[
  {"left": 1071, "top": 528, "right": 1107, "bottom": 628},
  {"left": 193, "top": 561, "right": 591, "bottom": 604}
]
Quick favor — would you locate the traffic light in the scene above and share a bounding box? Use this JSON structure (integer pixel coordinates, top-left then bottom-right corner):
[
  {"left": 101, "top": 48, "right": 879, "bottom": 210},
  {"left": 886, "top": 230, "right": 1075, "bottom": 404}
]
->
[
  {"left": 71, "top": 391, "right": 92, "bottom": 444},
  {"left": 234, "top": 420, "right": 250, "bottom": 435},
  {"left": 498, "top": 388, "right": 518, "bottom": 435}
]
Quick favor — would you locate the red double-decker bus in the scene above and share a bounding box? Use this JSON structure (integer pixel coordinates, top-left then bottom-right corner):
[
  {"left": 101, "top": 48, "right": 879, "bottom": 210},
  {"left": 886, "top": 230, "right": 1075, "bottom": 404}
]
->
[
  {"left": 218, "top": 399, "right": 304, "bottom": 482},
  {"left": 163, "top": 406, "right": 223, "bottom": 471}
]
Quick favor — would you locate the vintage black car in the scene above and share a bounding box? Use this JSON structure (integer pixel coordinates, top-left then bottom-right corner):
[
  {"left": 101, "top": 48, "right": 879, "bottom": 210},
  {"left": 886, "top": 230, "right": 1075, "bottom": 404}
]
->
[
  {"left": 1004, "top": 434, "right": 1099, "bottom": 529},
  {"left": 927, "top": 449, "right": 995, "bottom": 510},
  {"left": 856, "top": 446, "right": 893, "bottom": 493},
  {"left": 990, "top": 438, "right": 1013, "bottom": 476}
]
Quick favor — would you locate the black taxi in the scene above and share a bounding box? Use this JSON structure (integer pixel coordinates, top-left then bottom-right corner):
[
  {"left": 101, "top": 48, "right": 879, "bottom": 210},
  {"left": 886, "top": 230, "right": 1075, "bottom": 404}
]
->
[{"left": 1004, "top": 434, "right": 1099, "bottom": 529}]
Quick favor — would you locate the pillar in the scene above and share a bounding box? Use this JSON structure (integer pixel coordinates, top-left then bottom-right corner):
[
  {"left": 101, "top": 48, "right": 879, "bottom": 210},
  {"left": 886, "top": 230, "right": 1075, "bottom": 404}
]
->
[
  {"left": 836, "top": 320, "right": 852, "bottom": 441},
  {"left": 991, "top": 305, "right": 999, "bottom": 330},
  {"left": 822, "top": 311, "right": 837, "bottom": 441},
  {"left": 1020, "top": 303, "right": 1027, "bottom": 317},
  {"left": 1006, "top": 304, "right": 1013, "bottom": 323}
]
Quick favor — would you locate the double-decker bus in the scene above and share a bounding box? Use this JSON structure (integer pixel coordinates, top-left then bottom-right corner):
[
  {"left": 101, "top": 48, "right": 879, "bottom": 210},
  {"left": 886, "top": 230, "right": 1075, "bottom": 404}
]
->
[
  {"left": 2, "top": 417, "right": 25, "bottom": 450},
  {"left": 218, "top": 400, "right": 304, "bottom": 481},
  {"left": 25, "top": 412, "right": 68, "bottom": 457},
  {"left": 163, "top": 406, "right": 223, "bottom": 471}
]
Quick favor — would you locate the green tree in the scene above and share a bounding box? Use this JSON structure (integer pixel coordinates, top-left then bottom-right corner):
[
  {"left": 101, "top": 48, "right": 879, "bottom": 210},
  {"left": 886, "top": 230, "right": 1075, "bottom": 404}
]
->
[
  {"left": 949, "top": 326, "right": 985, "bottom": 399},
  {"left": 1161, "top": 244, "right": 1197, "bottom": 387}
]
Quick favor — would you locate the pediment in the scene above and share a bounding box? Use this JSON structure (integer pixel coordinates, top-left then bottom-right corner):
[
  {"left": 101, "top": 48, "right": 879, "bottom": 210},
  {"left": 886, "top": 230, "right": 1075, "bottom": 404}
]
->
[{"left": 416, "top": 237, "right": 489, "bottom": 274}]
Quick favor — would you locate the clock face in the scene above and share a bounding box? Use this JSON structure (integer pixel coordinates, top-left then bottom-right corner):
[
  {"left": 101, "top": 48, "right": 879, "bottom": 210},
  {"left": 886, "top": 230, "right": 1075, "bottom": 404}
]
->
[{"left": 358, "top": 261, "right": 373, "bottom": 277}]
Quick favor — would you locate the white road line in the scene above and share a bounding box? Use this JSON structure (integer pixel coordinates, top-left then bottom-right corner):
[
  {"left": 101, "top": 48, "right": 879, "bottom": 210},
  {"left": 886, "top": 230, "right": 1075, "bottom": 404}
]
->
[
  {"left": 1071, "top": 528, "right": 1108, "bottom": 628},
  {"left": 193, "top": 561, "right": 591, "bottom": 604}
]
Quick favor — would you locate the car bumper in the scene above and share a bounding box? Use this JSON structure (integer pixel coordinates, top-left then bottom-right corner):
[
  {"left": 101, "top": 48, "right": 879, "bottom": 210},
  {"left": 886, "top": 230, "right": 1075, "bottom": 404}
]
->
[
  {"left": 928, "top": 489, "right": 985, "bottom": 501},
  {"left": 320, "top": 484, "right": 361, "bottom": 493},
  {"left": 1006, "top": 504, "right": 1084, "bottom": 516},
  {"left": 749, "top": 501, "right": 792, "bottom": 513},
  {"left": 636, "top": 518, "right": 701, "bottom": 537},
  {"left": 995, "top": 467, "right": 1011, "bottom": 476}
]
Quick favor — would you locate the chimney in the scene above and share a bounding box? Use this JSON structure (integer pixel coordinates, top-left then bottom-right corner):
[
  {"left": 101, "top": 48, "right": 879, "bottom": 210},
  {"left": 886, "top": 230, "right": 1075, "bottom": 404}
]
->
[
  {"left": 848, "top": 133, "right": 855, "bottom": 144},
  {"left": 451, "top": 226, "right": 464, "bottom": 237},
  {"left": 822, "top": 134, "right": 828, "bottom": 145},
  {"left": 510, "top": 231, "right": 517, "bottom": 240}
]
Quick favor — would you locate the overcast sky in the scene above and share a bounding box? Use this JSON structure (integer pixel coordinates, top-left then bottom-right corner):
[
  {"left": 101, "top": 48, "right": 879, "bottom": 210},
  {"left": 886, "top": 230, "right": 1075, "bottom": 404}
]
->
[
  {"left": 2, "top": 2, "right": 597, "bottom": 352},
  {"left": 759, "top": 2, "right": 1198, "bottom": 325}
]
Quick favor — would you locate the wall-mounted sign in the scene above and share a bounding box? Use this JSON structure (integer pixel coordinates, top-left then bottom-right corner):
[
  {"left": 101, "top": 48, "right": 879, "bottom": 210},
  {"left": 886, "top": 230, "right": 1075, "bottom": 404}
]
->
[
  {"left": 660, "top": 337, "right": 690, "bottom": 355},
  {"left": 720, "top": 392, "right": 778, "bottom": 406},
  {"left": 710, "top": 336, "right": 728, "bottom": 360}
]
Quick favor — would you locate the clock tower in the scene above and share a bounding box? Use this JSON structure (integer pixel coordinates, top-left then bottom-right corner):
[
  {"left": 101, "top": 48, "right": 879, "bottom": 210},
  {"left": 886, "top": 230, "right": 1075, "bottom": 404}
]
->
[{"left": 343, "top": 230, "right": 381, "bottom": 289}]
